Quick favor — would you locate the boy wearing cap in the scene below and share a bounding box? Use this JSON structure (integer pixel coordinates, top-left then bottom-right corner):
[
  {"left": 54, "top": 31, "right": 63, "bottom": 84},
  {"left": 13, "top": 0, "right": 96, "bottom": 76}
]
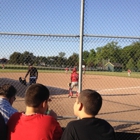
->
[
  {"left": 62, "top": 89, "right": 116, "bottom": 140},
  {"left": 68, "top": 68, "right": 79, "bottom": 98},
  {"left": 7, "top": 83, "right": 62, "bottom": 140}
]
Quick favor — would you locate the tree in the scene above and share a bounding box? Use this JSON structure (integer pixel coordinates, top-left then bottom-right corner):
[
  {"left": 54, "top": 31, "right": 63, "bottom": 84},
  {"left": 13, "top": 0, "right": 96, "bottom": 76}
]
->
[
  {"left": 67, "top": 53, "right": 79, "bottom": 67},
  {"left": 34, "top": 56, "right": 40, "bottom": 66},
  {"left": 136, "top": 60, "right": 140, "bottom": 71},
  {"left": 126, "top": 58, "right": 135, "bottom": 71},
  {"left": 58, "top": 52, "right": 65, "bottom": 58},
  {"left": 121, "top": 41, "right": 140, "bottom": 70},
  {"left": 96, "top": 42, "right": 122, "bottom": 67},
  {"left": 9, "top": 52, "right": 22, "bottom": 64},
  {"left": 87, "top": 49, "right": 96, "bottom": 67},
  {"left": 19, "top": 54, "right": 24, "bottom": 65},
  {"left": 47, "top": 56, "right": 55, "bottom": 67},
  {"left": 22, "top": 51, "right": 35, "bottom": 65},
  {"left": 130, "top": 42, "right": 140, "bottom": 64},
  {"left": 83, "top": 50, "right": 89, "bottom": 65},
  {"left": 57, "top": 52, "right": 67, "bottom": 67},
  {"left": 39, "top": 56, "right": 47, "bottom": 66}
]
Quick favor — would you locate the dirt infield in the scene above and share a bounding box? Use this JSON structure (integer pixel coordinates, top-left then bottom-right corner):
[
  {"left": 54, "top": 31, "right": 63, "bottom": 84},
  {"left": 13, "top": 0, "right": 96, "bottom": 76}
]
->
[{"left": 0, "top": 72, "right": 140, "bottom": 133}]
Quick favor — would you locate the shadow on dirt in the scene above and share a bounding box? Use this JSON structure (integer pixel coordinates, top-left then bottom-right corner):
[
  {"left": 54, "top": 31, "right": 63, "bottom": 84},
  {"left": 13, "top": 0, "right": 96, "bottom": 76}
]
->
[{"left": 0, "top": 78, "right": 68, "bottom": 98}]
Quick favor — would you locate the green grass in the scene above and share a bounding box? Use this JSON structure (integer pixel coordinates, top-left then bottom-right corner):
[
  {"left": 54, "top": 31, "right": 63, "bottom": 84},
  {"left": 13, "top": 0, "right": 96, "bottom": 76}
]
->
[
  {"left": 0, "top": 64, "right": 140, "bottom": 78},
  {"left": 0, "top": 69, "right": 64, "bottom": 73},
  {"left": 2, "top": 64, "right": 27, "bottom": 67},
  {"left": 0, "top": 64, "right": 64, "bottom": 73},
  {"left": 85, "top": 71, "right": 140, "bottom": 78},
  {"left": 0, "top": 69, "right": 26, "bottom": 73},
  {"left": 0, "top": 68, "right": 140, "bottom": 78}
]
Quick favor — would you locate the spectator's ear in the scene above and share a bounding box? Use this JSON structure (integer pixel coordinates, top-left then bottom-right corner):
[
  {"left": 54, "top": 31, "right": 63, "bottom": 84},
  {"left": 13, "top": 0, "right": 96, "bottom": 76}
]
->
[
  {"left": 9, "top": 96, "right": 16, "bottom": 105},
  {"left": 79, "top": 103, "right": 83, "bottom": 111},
  {"left": 8, "top": 98, "right": 12, "bottom": 105},
  {"left": 42, "top": 100, "right": 48, "bottom": 112}
]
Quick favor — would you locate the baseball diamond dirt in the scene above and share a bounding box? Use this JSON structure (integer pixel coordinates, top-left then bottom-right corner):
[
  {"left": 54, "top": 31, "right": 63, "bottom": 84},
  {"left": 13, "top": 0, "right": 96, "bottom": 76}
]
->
[{"left": 0, "top": 72, "right": 140, "bottom": 133}]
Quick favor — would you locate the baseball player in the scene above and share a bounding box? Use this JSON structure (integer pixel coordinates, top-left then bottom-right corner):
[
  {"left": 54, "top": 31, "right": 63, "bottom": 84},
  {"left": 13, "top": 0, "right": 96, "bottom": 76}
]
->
[
  {"left": 127, "top": 69, "right": 131, "bottom": 76},
  {"left": 65, "top": 67, "right": 69, "bottom": 74},
  {"left": 68, "top": 68, "right": 79, "bottom": 98},
  {"left": 24, "top": 63, "right": 38, "bottom": 85}
]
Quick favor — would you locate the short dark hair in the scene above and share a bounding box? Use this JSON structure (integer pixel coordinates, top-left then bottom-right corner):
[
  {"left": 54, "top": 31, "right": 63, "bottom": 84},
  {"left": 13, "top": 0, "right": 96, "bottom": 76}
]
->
[
  {"left": 78, "top": 89, "right": 102, "bottom": 116},
  {"left": 25, "top": 83, "right": 50, "bottom": 107},
  {"left": 0, "top": 84, "right": 17, "bottom": 99}
]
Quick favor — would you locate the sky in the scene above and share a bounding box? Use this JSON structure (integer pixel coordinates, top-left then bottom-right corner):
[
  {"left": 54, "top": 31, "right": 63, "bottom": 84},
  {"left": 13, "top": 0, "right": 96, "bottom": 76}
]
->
[{"left": 0, "top": 0, "right": 140, "bottom": 59}]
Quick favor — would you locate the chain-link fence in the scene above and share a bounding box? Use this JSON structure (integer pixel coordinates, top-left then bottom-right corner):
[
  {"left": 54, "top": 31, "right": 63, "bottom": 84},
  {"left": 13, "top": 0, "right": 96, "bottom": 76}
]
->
[{"left": 0, "top": 0, "right": 140, "bottom": 138}]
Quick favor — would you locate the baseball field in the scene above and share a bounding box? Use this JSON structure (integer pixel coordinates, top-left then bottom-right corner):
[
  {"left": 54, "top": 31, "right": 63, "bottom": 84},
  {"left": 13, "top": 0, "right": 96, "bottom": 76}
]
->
[{"left": 0, "top": 72, "right": 140, "bottom": 133}]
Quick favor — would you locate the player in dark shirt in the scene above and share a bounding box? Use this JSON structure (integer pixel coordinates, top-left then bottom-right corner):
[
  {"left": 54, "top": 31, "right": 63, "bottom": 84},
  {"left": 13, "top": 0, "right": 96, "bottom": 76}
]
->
[{"left": 25, "top": 64, "right": 38, "bottom": 85}]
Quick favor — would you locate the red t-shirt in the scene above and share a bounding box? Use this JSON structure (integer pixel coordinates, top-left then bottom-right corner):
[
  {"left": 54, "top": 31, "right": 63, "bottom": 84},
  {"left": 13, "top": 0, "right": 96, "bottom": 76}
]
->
[
  {"left": 71, "top": 72, "right": 79, "bottom": 82},
  {"left": 7, "top": 112, "right": 62, "bottom": 140}
]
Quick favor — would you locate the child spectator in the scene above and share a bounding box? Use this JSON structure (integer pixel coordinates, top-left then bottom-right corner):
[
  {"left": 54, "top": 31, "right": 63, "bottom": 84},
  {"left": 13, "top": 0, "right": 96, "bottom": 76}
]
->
[
  {"left": 61, "top": 89, "right": 116, "bottom": 140},
  {"left": 0, "top": 84, "right": 17, "bottom": 124},
  {"left": 7, "top": 83, "right": 62, "bottom": 140}
]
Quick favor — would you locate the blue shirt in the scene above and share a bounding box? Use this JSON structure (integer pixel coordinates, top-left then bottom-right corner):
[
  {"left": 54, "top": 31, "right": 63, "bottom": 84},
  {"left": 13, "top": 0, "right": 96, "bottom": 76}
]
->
[{"left": 0, "top": 98, "right": 18, "bottom": 123}]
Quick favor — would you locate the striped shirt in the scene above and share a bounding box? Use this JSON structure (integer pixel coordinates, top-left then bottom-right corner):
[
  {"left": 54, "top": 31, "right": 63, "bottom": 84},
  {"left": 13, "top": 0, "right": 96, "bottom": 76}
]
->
[{"left": 0, "top": 98, "right": 18, "bottom": 124}]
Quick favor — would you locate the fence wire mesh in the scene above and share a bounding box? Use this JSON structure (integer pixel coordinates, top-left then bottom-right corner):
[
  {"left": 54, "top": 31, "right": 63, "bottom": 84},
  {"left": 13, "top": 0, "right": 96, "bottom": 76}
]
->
[{"left": 0, "top": 0, "right": 140, "bottom": 137}]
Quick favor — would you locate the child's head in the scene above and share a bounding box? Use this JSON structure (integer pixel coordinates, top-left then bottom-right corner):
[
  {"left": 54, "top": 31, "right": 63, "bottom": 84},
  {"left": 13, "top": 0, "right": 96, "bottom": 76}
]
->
[
  {"left": 74, "top": 89, "right": 102, "bottom": 117},
  {"left": 0, "top": 84, "right": 17, "bottom": 105},
  {"left": 25, "top": 84, "right": 50, "bottom": 113}
]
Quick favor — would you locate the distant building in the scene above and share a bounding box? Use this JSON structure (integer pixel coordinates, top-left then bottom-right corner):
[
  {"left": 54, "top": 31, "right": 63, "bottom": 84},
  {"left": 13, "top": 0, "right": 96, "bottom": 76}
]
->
[{"left": 104, "top": 62, "right": 123, "bottom": 72}]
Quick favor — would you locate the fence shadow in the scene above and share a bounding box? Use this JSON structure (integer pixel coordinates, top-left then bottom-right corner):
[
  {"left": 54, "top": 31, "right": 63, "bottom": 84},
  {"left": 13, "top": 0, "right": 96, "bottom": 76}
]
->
[
  {"left": 115, "top": 132, "right": 140, "bottom": 140},
  {"left": 0, "top": 78, "right": 69, "bottom": 98}
]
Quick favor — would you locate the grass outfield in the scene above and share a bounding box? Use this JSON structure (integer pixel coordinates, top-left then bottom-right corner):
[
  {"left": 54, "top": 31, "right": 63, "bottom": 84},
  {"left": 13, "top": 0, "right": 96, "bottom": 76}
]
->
[
  {"left": 0, "top": 69, "right": 64, "bottom": 73},
  {"left": 85, "top": 71, "right": 140, "bottom": 78},
  {"left": 0, "top": 68, "right": 140, "bottom": 78}
]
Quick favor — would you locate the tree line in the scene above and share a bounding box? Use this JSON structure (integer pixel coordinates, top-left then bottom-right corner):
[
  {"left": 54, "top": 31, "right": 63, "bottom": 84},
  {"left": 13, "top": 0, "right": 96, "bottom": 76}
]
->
[{"left": 8, "top": 41, "right": 140, "bottom": 71}]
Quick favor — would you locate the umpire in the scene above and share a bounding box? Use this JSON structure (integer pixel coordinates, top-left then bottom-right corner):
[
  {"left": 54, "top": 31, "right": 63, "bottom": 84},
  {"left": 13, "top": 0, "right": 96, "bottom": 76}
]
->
[{"left": 24, "top": 63, "right": 38, "bottom": 85}]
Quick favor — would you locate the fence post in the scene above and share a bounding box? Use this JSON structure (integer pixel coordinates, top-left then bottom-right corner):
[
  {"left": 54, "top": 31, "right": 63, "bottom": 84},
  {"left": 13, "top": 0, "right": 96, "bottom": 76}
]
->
[{"left": 79, "top": 0, "right": 85, "bottom": 93}]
